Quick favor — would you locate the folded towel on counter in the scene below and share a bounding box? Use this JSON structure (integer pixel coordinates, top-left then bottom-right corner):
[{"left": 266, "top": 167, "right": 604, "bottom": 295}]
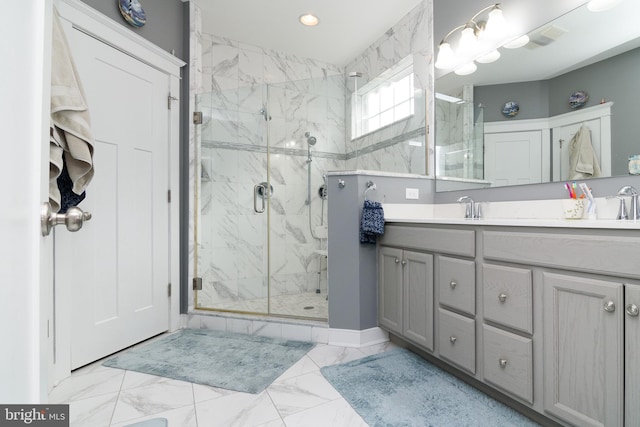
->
[{"left": 360, "top": 200, "right": 385, "bottom": 244}]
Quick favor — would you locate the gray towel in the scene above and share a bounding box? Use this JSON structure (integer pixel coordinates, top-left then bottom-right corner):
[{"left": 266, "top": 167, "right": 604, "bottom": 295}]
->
[{"left": 360, "top": 200, "right": 385, "bottom": 244}]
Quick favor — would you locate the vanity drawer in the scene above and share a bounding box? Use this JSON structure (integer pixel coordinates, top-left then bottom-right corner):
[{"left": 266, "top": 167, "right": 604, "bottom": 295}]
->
[
  {"left": 380, "top": 225, "right": 475, "bottom": 257},
  {"left": 483, "top": 324, "right": 533, "bottom": 404},
  {"left": 439, "top": 256, "right": 475, "bottom": 316},
  {"left": 438, "top": 308, "right": 475, "bottom": 374},
  {"left": 483, "top": 264, "right": 533, "bottom": 334}
]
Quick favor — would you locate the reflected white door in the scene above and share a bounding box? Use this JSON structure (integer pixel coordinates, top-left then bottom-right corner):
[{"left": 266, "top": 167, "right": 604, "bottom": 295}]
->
[
  {"left": 484, "top": 131, "right": 543, "bottom": 187},
  {"left": 55, "top": 24, "right": 170, "bottom": 369},
  {"left": 553, "top": 119, "right": 602, "bottom": 181}
]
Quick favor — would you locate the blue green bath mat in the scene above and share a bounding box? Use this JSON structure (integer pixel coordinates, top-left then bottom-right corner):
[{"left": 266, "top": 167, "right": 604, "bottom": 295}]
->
[
  {"left": 321, "top": 348, "right": 540, "bottom": 427},
  {"left": 103, "top": 329, "right": 314, "bottom": 393}
]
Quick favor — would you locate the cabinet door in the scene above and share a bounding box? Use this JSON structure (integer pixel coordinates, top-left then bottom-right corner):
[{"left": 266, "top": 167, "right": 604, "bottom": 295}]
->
[
  {"left": 626, "top": 284, "right": 640, "bottom": 425},
  {"left": 378, "top": 246, "right": 404, "bottom": 334},
  {"left": 543, "top": 272, "right": 623, "bottom": 427},
  {"left": 403, "top": 251, "right": 434, "bottom": 351}
]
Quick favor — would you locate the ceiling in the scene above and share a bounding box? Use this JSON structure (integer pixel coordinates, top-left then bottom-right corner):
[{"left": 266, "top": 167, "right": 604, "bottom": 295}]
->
[
  {"left": 191, "top": 0, "right": 423, "bottom": 67},
  {"left": 190, "top": 0, "right": 639, "bottom": 87}
]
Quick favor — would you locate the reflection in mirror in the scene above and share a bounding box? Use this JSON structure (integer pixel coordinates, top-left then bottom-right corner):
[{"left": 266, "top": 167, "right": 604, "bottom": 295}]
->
[{"left": 435, "top": 0, "right": 640, "bottom": 191}]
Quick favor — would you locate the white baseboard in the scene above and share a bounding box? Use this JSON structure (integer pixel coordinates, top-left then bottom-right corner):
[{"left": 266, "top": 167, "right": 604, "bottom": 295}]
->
[{"left": 328, "top": 327, "right": 389, "bottom": 348}]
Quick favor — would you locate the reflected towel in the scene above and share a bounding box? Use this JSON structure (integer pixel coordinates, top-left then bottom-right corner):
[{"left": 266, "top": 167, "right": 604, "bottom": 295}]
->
[
  {"left": 569, "top": 124, "right": 601, "bottom": 179},
  {"left": 360, "top": 200, "right": 385, "bottom": 244},
  {"left": 50, "top": 7, "right": 94, "bottom": 212}
]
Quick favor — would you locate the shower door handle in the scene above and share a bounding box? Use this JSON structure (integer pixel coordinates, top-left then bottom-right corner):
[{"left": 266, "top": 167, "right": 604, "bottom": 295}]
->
[{"left": 254, "top": 183, "right": 266, "bottom": 213}]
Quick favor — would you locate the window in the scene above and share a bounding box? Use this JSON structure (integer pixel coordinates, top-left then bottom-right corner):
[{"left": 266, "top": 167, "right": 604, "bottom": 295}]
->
[{"left": 352, "top": 57, "right": 415, "bottom": 139}]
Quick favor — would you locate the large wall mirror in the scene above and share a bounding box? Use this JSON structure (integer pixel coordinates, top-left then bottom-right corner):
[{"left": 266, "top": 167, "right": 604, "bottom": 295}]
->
[{"left": 434, "top": 0, "right": 640, "bottom": 192}]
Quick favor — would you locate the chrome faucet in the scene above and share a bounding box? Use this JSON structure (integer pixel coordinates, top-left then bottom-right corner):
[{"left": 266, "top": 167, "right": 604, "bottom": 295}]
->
[
  {"left": 616, "top": 186, "right": 640, "bottom": 220},
  {"left": 457, "top": 196, "right": 478, "bottom": 219}
]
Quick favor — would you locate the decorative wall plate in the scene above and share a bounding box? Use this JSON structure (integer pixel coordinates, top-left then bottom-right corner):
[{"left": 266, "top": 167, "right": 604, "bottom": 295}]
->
[
  {"left": 502, "top": 101, "right": 519, "bottom": 118},
  {"left": 119, "top": 0, "right": 146, "bottom": 28},
  {"left": 569, "top": 91, "right": 588, "bottom": 109}
]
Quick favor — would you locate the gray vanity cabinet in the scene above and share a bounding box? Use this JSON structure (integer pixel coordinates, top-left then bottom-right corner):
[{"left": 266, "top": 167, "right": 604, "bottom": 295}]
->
[
  {"left": 379, "top": 246, "right": 404, "bottom": 335},
  {"left": 626, "top": 284, "right": 640, "bottom": 425},
  {"left": 378, "top": 245, "right": 434, "bottom": 351},
  {"left": 481, "top": 263, "right": 534, "bottom": 404},
  {"left": 542, "top": 272, "right": 623, "bottom": 427},
  {"left": 379, "top": 224, "right": 640, "bottom": 426},
  {"left": 378, "top": 225, "right": 475, "bottom": 353}
]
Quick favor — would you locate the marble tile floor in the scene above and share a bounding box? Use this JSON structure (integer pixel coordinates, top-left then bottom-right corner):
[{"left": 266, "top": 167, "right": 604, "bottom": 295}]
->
[
  {"left": 205, "top": 292, "right": 328, "bottom": 320},
  {"left": 49, "top": 338, "right": 398, "bottom": 427}
]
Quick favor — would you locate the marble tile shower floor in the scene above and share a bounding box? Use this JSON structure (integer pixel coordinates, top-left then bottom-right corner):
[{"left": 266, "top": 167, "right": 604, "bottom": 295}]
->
[
  {"left": 49, "top": 338, "right": 399, "bottom": 427},
  {"left": 207, "top": 291, "right": 328, "bottom": 320}
]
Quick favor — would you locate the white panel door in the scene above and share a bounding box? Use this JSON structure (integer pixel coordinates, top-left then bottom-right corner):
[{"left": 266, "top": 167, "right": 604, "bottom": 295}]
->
[
  {"left": 484, "top": 131, "right": 543, "bottom": 187},
  {"left": 553, "top": 118, "right": 602, "bottom": 181},
  {"left": 55, "top": 25, "right": 170, "bottom": 369}
]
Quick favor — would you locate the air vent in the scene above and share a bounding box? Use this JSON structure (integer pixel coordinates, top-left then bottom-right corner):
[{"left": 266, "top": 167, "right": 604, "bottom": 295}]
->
[{"left": 525, "top": 24, "right": 568, "bottom": 49}]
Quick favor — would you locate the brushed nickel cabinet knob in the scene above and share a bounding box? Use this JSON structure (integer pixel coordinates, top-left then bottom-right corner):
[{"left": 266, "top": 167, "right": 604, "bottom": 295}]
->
[{"left": 604, "top": 301, "right": 616, "bottom": 313}]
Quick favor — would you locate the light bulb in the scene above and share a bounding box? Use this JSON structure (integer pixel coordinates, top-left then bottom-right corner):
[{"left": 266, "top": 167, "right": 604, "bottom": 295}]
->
[
  {"left": 435, "top": 42, "right": 455, "bottom": 70},
  {"left": 299, "top": 14, "right": 319, "bottom": 26},
  {"left": 484, "top": 7, "right": 507, "bottom": 41},
  {"left": 455, "top": 62, "right": 477, "bottom": 76},
  {"left": 457, "top": 26, "right": 478, "bottom": 57},
  {"left": 476, "top": 49, "right": 501, "bottom": 64}
]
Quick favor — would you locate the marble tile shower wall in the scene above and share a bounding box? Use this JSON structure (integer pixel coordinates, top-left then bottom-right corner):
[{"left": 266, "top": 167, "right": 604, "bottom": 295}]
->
[
  {"left": 434, "top": 96, "right": 483, "bottom": 180},
  {"left": 435, "top": 99, "right": 466, "bottom": 178},
  {"left": 195, "top": 30, "right": 346, "bottom": 310},
  {"left": 345, "top": 2, "right": 431, "bottom": 175}
]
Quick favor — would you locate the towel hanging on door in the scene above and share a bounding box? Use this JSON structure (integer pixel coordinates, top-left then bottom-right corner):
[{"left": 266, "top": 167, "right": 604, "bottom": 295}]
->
[
  {"left": 568, "top": 123, "right": 601, "bottom": 179},
  {"left": 50, "top": 7, "right": 95, "bottom": 213},
  {"left": 360, "top": 200, "right": 385, "bottom": 244}
]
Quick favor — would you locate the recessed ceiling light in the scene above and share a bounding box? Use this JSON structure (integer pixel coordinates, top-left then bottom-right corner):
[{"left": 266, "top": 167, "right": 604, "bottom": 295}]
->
[{"left": 299, "top": 14, "right": 319, "bottom": 27}]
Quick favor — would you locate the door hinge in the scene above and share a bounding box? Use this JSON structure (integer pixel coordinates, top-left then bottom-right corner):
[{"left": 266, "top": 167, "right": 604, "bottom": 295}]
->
[
  {"left": 193, "top": 111, "right": 203, "bottom": 124},
  {"left": 193, "top": 277, "right": 203, "bottom": 291},
  {"left": 167, "top": 190, "right": 171, "bottom": 203},
  {"left": 168, "top": 283, "right": 172, "bottom": 297},
  {"left": 168, "top": 95, "right": 178, "bottom": 110}
]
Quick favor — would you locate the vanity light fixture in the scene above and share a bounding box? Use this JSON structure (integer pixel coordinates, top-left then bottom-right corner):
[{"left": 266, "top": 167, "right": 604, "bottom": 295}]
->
[
  {"left": 299, "top": 13, "right": 319, "bottom": 27},
  {"left": 455, "top": 62, "right": 478, "bottom": 76},
  {"left": 587, "top": 0, "right": 623, "bottom": 12},
  {"left": 476, "top": 49, "right": 501, "bottom": 63},
  {"left": 435, "top": 3, "right": 526, "bottom": 75},
  {"left": 503, "top": 34, "right": 530, "bottom": 49}
]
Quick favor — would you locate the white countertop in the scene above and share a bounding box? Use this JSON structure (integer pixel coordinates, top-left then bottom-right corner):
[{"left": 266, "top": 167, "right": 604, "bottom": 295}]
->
[{"left": 383, "top": 200, "right": 640, "bottom": 229}]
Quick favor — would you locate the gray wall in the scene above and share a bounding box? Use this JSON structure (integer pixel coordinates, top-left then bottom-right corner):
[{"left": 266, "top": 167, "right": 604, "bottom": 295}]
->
[
  {"left": 80, "top": 0, "right": 186, "bottom": 61},
  {"left": 327, "top": 173, "right": 434, "bottom": 330},
  {"left": 475, "top": 81, "right": 549, "bottom": 122}
]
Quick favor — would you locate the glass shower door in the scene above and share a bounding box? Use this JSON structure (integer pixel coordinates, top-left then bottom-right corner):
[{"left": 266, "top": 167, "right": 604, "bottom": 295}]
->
[{"left": 195, "top": 89, "right": 270, "bottom": 314}]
